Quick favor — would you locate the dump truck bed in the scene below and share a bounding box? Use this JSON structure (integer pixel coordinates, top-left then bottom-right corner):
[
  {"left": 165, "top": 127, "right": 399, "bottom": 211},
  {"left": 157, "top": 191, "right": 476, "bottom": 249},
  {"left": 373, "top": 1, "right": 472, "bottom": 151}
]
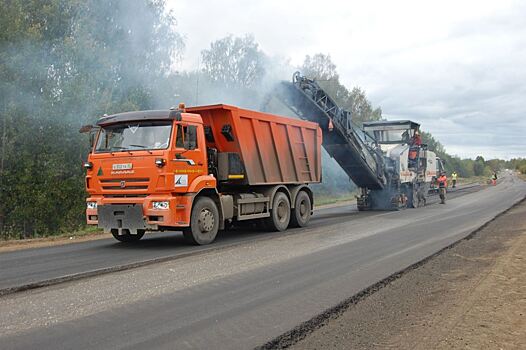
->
[{"left": 187, "top": 104, "right": 322, "bottom": 186}]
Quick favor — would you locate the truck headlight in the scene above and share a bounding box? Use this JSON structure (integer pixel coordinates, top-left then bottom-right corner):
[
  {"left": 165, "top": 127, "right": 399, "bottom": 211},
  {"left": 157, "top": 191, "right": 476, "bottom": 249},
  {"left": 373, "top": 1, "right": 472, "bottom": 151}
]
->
[
  {"left": 87, "top": 202, "right": 98, "bottom": 209},
  {"left": 152, "top": 201, "right": 169, "bottom": 210}
]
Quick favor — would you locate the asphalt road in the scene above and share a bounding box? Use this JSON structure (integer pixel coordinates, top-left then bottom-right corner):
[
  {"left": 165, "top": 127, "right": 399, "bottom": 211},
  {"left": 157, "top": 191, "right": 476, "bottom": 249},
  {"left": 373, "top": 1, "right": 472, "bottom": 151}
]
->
[
  {"left": 0, "top": 184, "right": 477, "bottom": 294},
  {"left": 1, "top": 176, "right": 523, "bottom": 349}
]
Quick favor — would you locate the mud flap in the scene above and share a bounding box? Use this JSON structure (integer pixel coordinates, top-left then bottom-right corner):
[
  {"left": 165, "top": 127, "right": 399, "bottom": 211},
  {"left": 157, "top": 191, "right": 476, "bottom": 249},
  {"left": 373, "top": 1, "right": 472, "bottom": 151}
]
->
[{"left": 98, "top": 204, "right": 155, "bottom": 235}]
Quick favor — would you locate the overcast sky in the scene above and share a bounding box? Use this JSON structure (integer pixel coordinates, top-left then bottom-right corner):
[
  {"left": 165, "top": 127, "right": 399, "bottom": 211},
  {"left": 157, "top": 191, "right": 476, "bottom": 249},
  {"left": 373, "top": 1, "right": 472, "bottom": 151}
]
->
[{"left": 168, "top": 0, "right": 526, "bottom": 159}]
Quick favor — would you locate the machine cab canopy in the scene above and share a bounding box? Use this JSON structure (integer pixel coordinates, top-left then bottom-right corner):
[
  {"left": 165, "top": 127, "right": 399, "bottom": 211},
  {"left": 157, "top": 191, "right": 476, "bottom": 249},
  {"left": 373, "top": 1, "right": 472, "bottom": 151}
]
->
[{"left": 362, "top": 120, "right": 420, "bottom": 145}]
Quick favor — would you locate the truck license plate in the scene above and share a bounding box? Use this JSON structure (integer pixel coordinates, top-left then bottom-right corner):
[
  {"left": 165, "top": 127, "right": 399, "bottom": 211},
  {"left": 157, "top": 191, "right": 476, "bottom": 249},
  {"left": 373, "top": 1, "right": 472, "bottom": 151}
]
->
[{"left": 112, "top": 163, "right": 133, "bottom": 170}]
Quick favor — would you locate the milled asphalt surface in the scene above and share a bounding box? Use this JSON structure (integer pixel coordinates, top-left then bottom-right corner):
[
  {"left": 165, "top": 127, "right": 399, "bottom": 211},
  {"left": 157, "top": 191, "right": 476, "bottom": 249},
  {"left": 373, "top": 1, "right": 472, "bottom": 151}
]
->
[
  {"left": 1, "top": 176, "right": 523, "bottom": 349},
  {"left": 289, "top": 186, "right": 526, "bottom": 350},
  {"left": 0, "top": 184, "right": 477, "bottom": 294}
]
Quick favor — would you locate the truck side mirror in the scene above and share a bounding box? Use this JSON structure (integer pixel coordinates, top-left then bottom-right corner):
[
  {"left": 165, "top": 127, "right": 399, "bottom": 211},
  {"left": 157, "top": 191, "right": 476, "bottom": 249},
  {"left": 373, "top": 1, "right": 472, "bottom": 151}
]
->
[
  {"left": 79, "top": 124, "right": 94, "bottom": 133},
  {"left": 79, "top": 124, "right": 99, "bottom": 148}
]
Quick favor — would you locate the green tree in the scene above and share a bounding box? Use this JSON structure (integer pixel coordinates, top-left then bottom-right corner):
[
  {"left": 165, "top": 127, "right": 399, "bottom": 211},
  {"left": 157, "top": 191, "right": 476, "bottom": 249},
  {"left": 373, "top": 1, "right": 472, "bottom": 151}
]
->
[
  {"left": 300, "top": 54, "right": 382, "bottom": 125},
  {"left": 0, "top": 0, "right": 183, "bottom": 238},
  {"left": 473, "top": 156, "right": 486, "bottom": 176},
  {"left": 201, "top": 34, "right": 266, "bottom": 89},
  {"left": 301, "top": 54, "right": 338, "bottom": 81}
]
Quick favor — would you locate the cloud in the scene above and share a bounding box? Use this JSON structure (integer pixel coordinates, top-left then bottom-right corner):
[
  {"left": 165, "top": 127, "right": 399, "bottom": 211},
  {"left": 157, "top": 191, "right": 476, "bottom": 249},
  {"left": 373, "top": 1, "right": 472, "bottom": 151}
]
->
[{"left": 168, "top": 0, "right": 526, "bottom": 159}]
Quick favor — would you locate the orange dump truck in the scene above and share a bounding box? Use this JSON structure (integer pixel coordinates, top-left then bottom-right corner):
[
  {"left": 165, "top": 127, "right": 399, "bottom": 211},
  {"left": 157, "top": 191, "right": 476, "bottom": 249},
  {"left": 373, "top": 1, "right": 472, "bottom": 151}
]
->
[{"left": 84, "top": 104, "right": 322, "bottom": 244}]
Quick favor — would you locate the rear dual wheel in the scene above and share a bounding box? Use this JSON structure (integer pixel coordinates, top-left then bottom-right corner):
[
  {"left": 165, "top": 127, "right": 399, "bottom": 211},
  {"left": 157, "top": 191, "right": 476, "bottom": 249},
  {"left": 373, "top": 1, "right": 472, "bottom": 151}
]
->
[
  {"left": 290, "top": 191, "right": 312, "bottom": 227},
  {"left": 265, "top": 192, "right": 291, "bottom": 231},
  {"left": 265, "top": 190, "right": 312, "bottom": 231}
]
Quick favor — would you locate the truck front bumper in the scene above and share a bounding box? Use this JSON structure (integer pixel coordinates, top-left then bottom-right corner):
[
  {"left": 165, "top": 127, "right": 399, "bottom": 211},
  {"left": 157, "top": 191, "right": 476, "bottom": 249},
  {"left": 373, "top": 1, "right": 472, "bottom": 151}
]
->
[
  {"left": 97, "top": 204, "right": 157, "bottom": 235},
  {"left": 86, "top": 195, "right": 194, "bottom": 230}
]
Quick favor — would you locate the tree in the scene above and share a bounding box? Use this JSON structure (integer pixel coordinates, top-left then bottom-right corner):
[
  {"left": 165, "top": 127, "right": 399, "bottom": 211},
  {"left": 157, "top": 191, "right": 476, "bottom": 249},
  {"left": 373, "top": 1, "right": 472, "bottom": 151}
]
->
[
  {"left": 301, "top": 54, "right": 338, "bottom": 81},
  {"left": 348, "top": 87, "right": 382, "bottom": 125},
  {"left": 300, "top": 54, "right": 382, "bottom": 125},
  {"left": 473, "top": 156, "right": 486, "bottom": 176},
  {"left": 0, "top": 0, "right": 183, "bottom": 238},
  {"left": 201, "top": 35, "right": 266, "bottom": 89}
]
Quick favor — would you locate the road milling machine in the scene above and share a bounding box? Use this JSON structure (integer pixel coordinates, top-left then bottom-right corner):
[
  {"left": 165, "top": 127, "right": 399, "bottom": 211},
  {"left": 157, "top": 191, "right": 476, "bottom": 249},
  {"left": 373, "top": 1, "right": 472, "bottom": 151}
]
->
[{"left": 273, "top": 72, "right": 442, "bottom": 210}]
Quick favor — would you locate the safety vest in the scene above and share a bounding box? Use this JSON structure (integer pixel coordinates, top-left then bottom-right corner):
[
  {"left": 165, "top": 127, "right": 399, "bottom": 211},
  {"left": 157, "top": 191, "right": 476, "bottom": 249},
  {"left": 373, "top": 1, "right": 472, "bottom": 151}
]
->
[
  {"left": 452, "top": 173, "right": 457, "bottom": 180},
  {"left": 438, "top": 176, "right": 447, "bottom": 188}
]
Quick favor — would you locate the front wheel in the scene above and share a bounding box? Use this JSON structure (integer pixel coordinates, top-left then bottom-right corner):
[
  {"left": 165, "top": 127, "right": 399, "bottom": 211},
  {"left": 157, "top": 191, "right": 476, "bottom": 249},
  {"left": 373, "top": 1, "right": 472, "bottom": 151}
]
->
[
  {"left": 183, "top": 196, "right": 220, "bottom": 245},
  {"left": 290, "top": 191, "right": 312, "bottom": 227},
  {"left": 111, "top": 229, "right": 145, "bottom": 243}
]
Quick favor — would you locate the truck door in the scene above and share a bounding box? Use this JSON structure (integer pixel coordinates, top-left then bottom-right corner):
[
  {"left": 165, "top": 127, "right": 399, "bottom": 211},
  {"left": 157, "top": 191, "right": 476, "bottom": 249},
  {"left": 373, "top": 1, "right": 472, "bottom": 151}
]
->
[{"left": 173, "top": 123, "right": 207, "bottom": 191}]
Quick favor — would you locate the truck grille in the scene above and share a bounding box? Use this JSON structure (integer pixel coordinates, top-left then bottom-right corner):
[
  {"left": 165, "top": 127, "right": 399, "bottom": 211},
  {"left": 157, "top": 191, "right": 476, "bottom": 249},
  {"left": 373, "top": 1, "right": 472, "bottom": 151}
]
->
[
  {"left": 100, "top": 178, "right": 150, "bottom": 191},
  {"left": 103, "top": 194, "right": 148, "bottom": 198}
]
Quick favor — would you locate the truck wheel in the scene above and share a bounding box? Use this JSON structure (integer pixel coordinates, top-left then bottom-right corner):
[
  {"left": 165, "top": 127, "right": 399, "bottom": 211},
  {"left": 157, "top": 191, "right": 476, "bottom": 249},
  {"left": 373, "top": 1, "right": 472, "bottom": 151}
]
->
[
  {"left": 265, "top": 192, "right": 291, "bottom": 231},
  {"left": 183, "top": 196, "right": 220, "bottom": 245},
  {"left": 111, "top": 229, "right": 145, "bottom": 243},
  {"left": 290, "top": 191, "right": 312, "bottom": 227}
]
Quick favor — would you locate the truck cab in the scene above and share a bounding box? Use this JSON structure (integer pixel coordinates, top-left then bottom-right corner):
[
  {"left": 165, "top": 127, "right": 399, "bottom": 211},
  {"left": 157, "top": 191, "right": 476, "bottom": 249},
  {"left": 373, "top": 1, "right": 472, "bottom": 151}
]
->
[{"left": 84, "top": 108, "right": 217, "bottom": 243}]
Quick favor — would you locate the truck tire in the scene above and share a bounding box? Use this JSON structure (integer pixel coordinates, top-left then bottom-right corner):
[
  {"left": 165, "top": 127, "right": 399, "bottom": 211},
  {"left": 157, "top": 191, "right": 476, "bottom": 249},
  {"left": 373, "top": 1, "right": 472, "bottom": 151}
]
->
[
  {"left": 183, "top": 196, "right": 220, "bottom": 245},
  {"left": 290, "top": 191, "right": 312, "bottom": 227},
  {"left": 265, "top": 192, "right": 291, "bottom": 231},
  {"left": 111, "top": 229, "right": 145, "bottom": 243}
]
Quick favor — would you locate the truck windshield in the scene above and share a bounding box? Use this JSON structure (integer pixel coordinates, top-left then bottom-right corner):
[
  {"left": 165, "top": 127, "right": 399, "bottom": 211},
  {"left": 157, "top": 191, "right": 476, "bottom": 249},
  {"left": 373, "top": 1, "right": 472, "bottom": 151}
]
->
[{"left": 95, "top": 121, "right": 172, "bottom": 153}]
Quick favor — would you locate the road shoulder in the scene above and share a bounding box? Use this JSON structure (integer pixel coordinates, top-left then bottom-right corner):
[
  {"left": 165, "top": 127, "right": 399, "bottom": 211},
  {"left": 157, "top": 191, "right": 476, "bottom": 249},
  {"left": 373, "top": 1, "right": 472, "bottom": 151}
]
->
[{"left": 290, "top": 199, "right": 526, "bottom": 349}]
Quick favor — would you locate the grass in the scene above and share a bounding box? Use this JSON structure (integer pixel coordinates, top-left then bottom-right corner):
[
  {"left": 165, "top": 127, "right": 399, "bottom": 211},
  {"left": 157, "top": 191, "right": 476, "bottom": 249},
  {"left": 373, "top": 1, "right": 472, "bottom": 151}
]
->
[
  {"left": 0, "top": 226, "right": 104, "bottom": 244},
  {"left": 314, "top": 192, "right": 357, "bottom": 207}
]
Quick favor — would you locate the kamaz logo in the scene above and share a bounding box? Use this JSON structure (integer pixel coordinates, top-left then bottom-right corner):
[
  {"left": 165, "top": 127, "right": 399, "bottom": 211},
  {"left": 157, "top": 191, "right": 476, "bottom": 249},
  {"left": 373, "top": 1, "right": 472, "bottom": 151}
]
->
[{"left": 120, "top": 181, "right": 126, "bottom": 188}]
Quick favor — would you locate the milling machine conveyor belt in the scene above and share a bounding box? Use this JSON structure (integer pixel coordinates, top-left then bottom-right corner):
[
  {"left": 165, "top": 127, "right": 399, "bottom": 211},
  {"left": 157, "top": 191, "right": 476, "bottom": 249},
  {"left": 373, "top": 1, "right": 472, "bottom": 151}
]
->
[{"left": 275, "top": 72, "right": 386, "bottom": 190}]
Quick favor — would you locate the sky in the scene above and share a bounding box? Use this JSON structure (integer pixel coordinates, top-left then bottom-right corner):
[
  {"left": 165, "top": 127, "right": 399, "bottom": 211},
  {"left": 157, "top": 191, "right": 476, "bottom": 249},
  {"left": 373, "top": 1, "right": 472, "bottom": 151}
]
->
[{"left": 167, "top": 0, "right": 526, "bottom": 159}]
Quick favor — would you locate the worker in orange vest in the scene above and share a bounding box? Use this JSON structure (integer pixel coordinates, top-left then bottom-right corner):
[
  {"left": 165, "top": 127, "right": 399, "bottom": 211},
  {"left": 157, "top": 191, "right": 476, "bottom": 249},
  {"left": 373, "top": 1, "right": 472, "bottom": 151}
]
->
[
  {"left": 437, "top": 172, "right": 447, "bottom": 204},
  {"left": 408, "top": 130, "right": 422, "bottom": 169},
  {"left": 411, "top": 130, "right": 422, "bottom": 146}
]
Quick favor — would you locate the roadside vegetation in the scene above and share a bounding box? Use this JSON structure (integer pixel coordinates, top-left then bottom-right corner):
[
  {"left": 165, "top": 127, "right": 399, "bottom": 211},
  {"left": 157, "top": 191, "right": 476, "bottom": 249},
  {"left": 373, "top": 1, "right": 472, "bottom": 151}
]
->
[{"left": 1, "top": 0, "right": 524, "bottom": 240}]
